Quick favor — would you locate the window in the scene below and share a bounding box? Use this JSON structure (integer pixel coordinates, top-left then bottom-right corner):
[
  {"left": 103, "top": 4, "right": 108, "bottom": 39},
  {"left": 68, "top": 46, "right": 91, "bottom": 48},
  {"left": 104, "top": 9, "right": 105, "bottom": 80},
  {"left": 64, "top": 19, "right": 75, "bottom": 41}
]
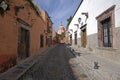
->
[
  {"left": 96, "top": 5, "right": 115, "bottom": 48},
  {"left": 47, "top": 21, "right": 50, "bottom": 33},
  {"left": 40, "top": 35, "right": 44, "bottom": 47},
  {"left": 101, "top": 17, "right": 112, "bottom": 47}
]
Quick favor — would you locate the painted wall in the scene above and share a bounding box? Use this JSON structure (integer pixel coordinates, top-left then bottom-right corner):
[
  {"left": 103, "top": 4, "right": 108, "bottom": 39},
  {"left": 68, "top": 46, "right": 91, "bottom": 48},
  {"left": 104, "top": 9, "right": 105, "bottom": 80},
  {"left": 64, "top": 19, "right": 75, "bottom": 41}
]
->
[
  {"left": 68, "top": 0, "right": 120, "bottom": 39},
  {"left": 0, "top": 0, "right": 52, "bottom": 73},
  {"left": 68, "top": 0, "right": 120, "bottom": 62}
]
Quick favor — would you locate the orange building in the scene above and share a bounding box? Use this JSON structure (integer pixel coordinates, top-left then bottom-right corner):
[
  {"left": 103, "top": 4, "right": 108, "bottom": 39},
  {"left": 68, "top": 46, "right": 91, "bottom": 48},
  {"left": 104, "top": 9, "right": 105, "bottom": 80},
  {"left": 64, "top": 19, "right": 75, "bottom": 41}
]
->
[
  {"left": 41, "top": 10, "right": 53, "bottom": 47},
  {"left": 0, "top": 0, "right": 52, "bottom": 73}
]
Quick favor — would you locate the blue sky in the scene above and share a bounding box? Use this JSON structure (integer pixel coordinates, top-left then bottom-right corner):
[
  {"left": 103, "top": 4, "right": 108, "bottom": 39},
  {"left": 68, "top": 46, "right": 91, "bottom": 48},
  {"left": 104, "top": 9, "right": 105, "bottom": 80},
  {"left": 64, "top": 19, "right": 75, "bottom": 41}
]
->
[{"left": 35, "top": 0, "right": 81, "bottom": 31}]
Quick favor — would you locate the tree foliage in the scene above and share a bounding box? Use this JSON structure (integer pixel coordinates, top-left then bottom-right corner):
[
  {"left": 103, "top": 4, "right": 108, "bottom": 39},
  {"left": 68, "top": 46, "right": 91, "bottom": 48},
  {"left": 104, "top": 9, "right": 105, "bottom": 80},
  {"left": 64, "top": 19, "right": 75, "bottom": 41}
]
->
[
  {"left": 67, "top": 16, "right": 73, "bottom": 27},
  {"left": 60, "top": 32, "right": 65, "bottom": 39}
]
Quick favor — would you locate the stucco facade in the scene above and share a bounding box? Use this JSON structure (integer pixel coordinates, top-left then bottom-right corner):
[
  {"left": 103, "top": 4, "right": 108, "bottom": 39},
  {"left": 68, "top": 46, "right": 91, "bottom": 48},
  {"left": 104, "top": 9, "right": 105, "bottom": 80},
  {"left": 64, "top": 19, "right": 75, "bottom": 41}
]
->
[
  {"left": 0, "top": 0, "right": 52, "bottom": 73},
  {"left": 68, "top": 0, "right": 120, "bottom": 62},
  {"left": 41, "top": 10, "right": 53, "bottom": 47}
]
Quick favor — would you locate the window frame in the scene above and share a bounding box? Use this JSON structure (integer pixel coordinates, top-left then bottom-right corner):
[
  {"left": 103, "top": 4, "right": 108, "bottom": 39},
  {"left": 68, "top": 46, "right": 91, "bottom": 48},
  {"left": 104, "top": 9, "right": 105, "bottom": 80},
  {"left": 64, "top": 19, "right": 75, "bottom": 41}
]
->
[
  {"left": 96, "top": 5, "right": 116, "bottom": 48},
  {"left": 101, "top": 17, "right": 112, "bottom": 47}
]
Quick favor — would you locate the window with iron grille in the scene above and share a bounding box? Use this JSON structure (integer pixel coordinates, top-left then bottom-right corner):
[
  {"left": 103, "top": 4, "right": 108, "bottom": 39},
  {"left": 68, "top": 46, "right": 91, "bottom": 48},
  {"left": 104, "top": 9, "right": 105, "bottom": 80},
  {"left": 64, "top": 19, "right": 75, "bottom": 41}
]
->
[
  {"left": 96, "top": 5, "right": 115, "bottom": 48},
  {"left": 101, "top": 17, "right": 112, "bottom": 47}
]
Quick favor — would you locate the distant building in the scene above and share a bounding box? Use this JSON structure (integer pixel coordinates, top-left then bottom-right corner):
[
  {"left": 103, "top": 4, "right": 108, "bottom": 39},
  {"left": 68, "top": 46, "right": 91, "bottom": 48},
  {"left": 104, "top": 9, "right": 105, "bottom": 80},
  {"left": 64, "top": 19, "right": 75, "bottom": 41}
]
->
[
  {"left": 0, "top": 0, "right": 53, "bottom": 73},
  {"left": 41, "top": 10, "right": 53, "bottom": 47},
  {"left": 57, "top": 23, "right": 66, "bottom": 43},
  {"left": 68, "top": 0, "right": 120, "bottom": 63},
  {"left": 52, "top": 29, "right": 56, "bottom": 45}
]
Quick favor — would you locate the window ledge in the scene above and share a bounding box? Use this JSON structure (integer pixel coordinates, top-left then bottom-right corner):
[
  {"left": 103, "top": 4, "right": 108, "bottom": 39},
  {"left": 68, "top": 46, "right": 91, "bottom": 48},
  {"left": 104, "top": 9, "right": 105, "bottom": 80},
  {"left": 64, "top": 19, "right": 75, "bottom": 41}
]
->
[{"left": 97, "top": 47, "right": 117, "bottom": 51}]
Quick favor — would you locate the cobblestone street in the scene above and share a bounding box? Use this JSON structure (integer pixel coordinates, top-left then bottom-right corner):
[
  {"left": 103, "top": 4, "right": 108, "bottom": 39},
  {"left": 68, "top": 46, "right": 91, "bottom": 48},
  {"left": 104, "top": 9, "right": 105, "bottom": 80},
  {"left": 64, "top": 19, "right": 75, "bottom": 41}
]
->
[
  {"left": 0, "top": 44, "right": 78, "bottom": 80},
  {"left": 28, "top": 44, "right": 76, "bottom": 80},
  {"left": 1, "top": 0, "right": 120, "bottom": 80}
]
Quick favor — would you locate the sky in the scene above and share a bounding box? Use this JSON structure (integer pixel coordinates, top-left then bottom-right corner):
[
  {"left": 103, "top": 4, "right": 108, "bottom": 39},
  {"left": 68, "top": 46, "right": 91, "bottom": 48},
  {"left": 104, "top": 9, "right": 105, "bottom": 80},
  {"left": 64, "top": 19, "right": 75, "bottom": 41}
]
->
[{"left": 34, "top": 0, "right": 81, "bottom": 31}]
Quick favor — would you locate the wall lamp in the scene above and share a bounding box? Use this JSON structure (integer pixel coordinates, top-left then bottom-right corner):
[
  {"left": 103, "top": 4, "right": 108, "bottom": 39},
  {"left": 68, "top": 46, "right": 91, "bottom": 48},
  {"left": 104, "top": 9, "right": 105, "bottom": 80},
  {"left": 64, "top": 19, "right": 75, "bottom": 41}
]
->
[
  {"left": 81, "top": 12, "right": 88, "bottom": 18},
  {"left": 69, "top": 29, "right": 73, "bottom": 32},
  {"left": 78, "top": 17, "right": 81, "bottom": 24},
  {"left": 81, "top": 12, "right": 88, "bottom": 22}
]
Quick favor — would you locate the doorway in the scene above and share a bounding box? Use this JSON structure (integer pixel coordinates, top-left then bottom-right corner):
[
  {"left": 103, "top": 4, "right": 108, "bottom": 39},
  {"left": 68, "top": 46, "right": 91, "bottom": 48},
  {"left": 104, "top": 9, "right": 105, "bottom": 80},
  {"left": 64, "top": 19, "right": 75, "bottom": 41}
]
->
[
  {"left": 40, "top": 34, "right": 44, "bottom": 47},
  {"left": 70, "top": 34, "right": 72, "bottom": 45},
  {"left": 18, "top": 27, "right": 30, "bottom": 61},
  {"left": 81, "top": 28, "right": 87, "bottom": 48}
]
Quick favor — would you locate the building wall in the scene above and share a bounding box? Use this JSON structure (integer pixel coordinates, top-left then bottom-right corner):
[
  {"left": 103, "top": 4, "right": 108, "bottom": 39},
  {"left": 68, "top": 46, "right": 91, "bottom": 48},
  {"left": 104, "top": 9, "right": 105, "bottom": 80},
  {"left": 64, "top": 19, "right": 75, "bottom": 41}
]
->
[
  {"left": 43, "top": 11, "right": 53, "bottom": 46},
  {"left": 68, "top": 0, "right": 120, "bottom": 62},
  {"left": 0, "top": 1, "right": 19, "bottom": 63},
  {"left": 0, "top": 14, "right": 17, "bottom": 57},
  {"left": 29, "top": 14, "right": 46, "bottom": 56},
  {"left": 86, "top": 27, "right": 120, "bottom": 62},
  {"left": 0, "top": 0, "right": 51, "bottom": 73},
  {"left": 69, "top": 0, "right": 120, "bottom": 38},
  {"left": 71, "top": 27, "right": 120, "bottom": 62}
]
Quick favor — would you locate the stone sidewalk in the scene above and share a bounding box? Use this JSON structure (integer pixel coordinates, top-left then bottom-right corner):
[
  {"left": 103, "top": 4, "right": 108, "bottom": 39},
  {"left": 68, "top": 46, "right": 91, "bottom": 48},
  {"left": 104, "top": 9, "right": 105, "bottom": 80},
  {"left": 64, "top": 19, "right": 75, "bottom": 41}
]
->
[{"left": 69, "top": 47, "right": 120, "bottom": 80}]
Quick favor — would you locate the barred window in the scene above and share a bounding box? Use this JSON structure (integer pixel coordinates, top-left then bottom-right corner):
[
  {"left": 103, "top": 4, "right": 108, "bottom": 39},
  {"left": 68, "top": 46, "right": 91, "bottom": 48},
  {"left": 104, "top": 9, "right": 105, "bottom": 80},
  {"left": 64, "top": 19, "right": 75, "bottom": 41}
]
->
[
  {"left": 101, "top": 17, "right": 112, "bottom": 47},
  {"left": 96, "top": 5, "right": 115, "bottom": 48}
]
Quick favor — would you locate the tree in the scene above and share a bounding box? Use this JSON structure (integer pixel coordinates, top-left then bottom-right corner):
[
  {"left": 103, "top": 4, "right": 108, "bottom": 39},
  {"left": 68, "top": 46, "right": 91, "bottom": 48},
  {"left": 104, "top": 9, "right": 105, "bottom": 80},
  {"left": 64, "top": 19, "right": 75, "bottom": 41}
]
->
[
  {"left": 60, "top": 32, "right": 65, "bottom": 39},
  {"left": 67, "top": 16, "right": 73, "bottom": 27}
]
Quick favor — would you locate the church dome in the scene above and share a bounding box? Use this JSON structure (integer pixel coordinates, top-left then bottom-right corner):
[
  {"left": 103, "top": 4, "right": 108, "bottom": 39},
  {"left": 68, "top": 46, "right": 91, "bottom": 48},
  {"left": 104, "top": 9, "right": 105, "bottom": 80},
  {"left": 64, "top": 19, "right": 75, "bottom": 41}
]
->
[{"left": 57, "top": 23, "right": 65, "bottom": 35}]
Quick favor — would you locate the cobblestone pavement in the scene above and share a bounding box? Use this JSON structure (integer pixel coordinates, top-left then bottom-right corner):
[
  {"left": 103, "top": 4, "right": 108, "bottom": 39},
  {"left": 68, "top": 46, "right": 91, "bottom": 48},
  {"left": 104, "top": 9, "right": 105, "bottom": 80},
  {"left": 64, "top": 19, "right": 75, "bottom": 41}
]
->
[
  {"left": 29, "top": 44, "right": 76, "bottom": 80},
  {"left": 69, "top": 47, "right": 120, "bottom": 80}
]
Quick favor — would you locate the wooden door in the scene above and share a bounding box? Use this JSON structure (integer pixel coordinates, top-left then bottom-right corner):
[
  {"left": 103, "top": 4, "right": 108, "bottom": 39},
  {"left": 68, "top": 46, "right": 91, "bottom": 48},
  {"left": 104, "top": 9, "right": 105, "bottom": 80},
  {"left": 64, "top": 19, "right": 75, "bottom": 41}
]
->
[
  {"left": 82, "top": 29, "right": 86, "bottom": 48},
  {"left": 18, "top": 28, "right": 29, "bottom": 60}
]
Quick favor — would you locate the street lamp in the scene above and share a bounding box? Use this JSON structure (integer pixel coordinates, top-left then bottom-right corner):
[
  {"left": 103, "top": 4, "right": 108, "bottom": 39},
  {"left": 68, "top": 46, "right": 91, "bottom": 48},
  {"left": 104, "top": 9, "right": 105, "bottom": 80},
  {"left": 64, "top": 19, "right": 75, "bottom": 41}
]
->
[
  {"left": 78, "top": 17, "right": 81, "bottom": 24},
  {"left": 81, "top": 12, "right": 88, "bottom": 22},
  {"left": 74, "top": 17, "right": 81, "bottom": 30},
  {"left": 69, "top": 29, "right": 73, "bottom": 33}
]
